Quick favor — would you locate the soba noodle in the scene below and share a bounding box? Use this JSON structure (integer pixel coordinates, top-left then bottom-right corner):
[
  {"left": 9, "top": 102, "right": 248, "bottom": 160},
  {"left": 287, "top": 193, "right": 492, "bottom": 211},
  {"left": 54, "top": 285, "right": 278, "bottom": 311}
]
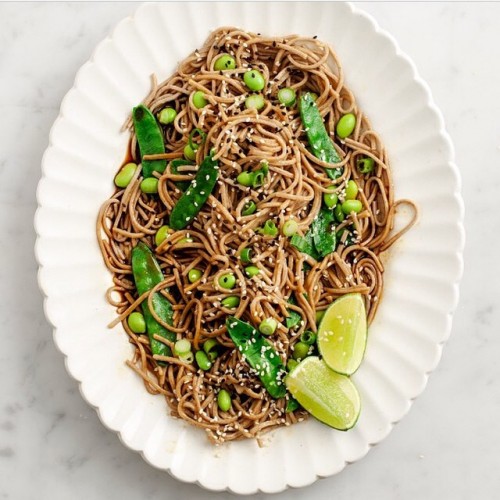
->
[{"left": 97, "top": 27, "right": 417, "bottom": 444}]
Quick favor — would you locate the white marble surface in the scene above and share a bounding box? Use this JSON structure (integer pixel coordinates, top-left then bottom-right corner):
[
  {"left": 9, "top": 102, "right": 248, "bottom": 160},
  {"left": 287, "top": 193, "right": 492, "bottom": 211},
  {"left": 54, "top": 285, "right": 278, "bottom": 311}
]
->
[{"left": 0, "top": 2, "right": 498, "bottom": 498}]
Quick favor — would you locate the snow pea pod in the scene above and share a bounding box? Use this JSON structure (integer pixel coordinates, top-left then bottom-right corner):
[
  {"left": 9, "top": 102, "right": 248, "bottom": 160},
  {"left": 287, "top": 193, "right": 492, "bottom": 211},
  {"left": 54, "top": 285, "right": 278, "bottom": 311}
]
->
[
  {"left": 131, "top": 242, "right": 175, "bottom": 358},
  {"left": 311, "top": 209, "right": 336, "bottom": 258},
  {"left": 170, "top": 159, "right": 193, "bottom": 191},
  {"left": 132, "top": 104, "right": 166, "bottom": 178},
  {"left": 299, "top": 92, "right": 342, "bottom": 180},
  {"left": 169, "top": 151, "right": 219, "bottom": 230},
  {"left": 226, "top": 317, "right": 287, "bottom": 399}
]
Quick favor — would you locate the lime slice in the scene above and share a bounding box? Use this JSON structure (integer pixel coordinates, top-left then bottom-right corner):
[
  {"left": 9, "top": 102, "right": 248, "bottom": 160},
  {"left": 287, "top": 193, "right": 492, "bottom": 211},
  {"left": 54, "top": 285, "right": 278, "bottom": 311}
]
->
[
  {"left": 317, "top": 293, "right": 367, "bottom": 375},
  {"left": 285, "top": 356, "right": 360, "bottom": 430}
]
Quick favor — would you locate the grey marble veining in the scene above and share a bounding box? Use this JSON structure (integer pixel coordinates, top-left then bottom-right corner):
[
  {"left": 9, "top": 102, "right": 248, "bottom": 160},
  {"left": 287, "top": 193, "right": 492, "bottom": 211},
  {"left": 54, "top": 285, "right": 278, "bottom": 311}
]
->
[{"left": 0, "top": 2, "right": 498, "bottom": 499}]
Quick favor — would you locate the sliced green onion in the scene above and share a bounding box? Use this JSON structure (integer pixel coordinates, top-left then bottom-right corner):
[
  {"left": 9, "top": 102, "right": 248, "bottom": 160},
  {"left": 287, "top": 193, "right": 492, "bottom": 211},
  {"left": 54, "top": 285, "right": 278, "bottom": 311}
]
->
[
  {"left": 278, "top": 87, "right": 296, "bottom": 107},
  {"left": 203, "top": 339, "right": 218, "bottom": 355},
  {"left": 282, "top": 219, "right": 298, "bottom": 237},
  {"left": 300, "top": 330, "right": 317, "bottom": 345},
  {"left": 188, "top": 128, "right": 206, "bottom": 152},
  {"left": 179, "top": 351, "right": 194, "bottom": 364},
  {"left": 241, "top": 201, "right": 257, "bottom": 216},
  {"left": 259, "top": 317, "right": 278, "bottom": 336},
  {"left": 357, "top": 156, "right": 375, "bottom": 174},
  {"left": 290, "top": 234, "right": 309, "bottom": 253},
  {"left": 245, "top": 94, "right": 265, "bottom": 111},
  {"left": 239, "top": 247, "right": 252, "bottom": 263},
  {"left": 258, "top": 220, "right": 278, "bottom": 237},
  {"left": 252, "top": 170, "right": 265, "bottom": 187},
  {"left": 174, "top": 339, "right": 192, "bottom": 356}
]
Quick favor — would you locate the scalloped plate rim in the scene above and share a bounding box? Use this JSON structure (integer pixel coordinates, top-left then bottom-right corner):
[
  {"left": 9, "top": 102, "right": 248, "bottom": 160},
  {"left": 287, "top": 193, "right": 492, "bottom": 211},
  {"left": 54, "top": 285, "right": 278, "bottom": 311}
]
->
[{"left": 34, "top": 1, "right": 465, "bottom": 494}]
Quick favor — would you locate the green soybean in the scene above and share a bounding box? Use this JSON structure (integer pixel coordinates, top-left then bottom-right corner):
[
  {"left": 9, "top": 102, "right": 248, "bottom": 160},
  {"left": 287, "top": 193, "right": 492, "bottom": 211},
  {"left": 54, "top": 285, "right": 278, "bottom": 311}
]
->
[
  {"left": 287, "top": 359, "right": 299, "bottom": 371},
  {"left": 115, "top": 163, "right": 137, "bottom": 188},
  {"left": 336, "top": 113, "right": 356, "bottom": 139},
  {"left": 183, "top": 144, "right": 196, "bottom": 161},
  {"left": 188, "top": 268, "right": 202, "bottom": 283},
  {"left": 214, "top": 54, "right": 236, "bottom": 71},
  {"left": 155, "top": 225, "right": 171, "bottom": 246},
  {"left": 323, "top": 187, "right": 338, "bottom": 209},
  {"left": 217, "top": 389, "right": 232, "bottom": 412},
  {"left": 203, "top": 339, "right": 218, "bottom": 356},
  {"left": 341, "top": 199, "right": 363, "bottom": 214},
  {"left": 140, "top": 177, "right": 158, "bottom": 194},
  {"left": 243, "top": 69, "right": 265, "bottom": 91},
  {"left": 345, "top": 180, "right": 359, "bottom": 200},
  {"left": 292, "top": 341, "right": 310, "bottom": 361},
  {"left": 334, "top": 203, "right": 345, "bottom": 223},
  {"left": 193, "top": 90, "right": 208, "bottom": 109},
  {"left": 241, "top": 201, "right": 257, "bottom": 216},
  {"left": 127, "top": 312, "right": 146, "bottom": 334},
  {"left": 195, "top": 350, "right": 212, "bottom": 371},
  {"left": 245, "top": 94, "right": 265, "bottom": 111},
  {"left": 221, "top": 296, "right": 240, "bottom": 309},
  {"left": 218, "top": 273, "right": 236, "bottom": 289},
  {"left": 158, "top": 107, "right": 177, "bottom": 125},
  {"left": 244, "top": 266, "right": 260, "bottom": 278}
]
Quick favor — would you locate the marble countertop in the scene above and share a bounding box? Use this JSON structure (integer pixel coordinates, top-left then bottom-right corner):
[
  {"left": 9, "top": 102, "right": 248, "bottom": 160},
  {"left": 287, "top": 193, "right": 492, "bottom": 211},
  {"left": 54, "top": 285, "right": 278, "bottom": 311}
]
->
[{"left": 1, "top": 2, "right": 498, "bottom": 498}]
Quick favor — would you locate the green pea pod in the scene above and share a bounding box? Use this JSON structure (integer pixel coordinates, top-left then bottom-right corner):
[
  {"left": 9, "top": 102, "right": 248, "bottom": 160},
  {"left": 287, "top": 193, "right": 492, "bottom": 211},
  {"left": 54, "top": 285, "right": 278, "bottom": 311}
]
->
[
  {"left": 170, "top": 151, "right": 219, "bottom": 230},
  {"left": 170, "top": 159, "right": 193, "bottom": 191},
  {"left": 299, "top": 92, "right": 342, "bottom": 180},
  {"left": 311, "top": 209, "right": 337, "bottom": 258},
  {"left": 131, "top": 242, "right": 175, "bottom": 358},
  {"left": 132, "top": 104, "right": 166, "bottom": 178},
  {"left": 226, "top": 317, "right": 287, "bottom": 399},
  {"left": 290, "top": 234, "right": 319, "bottom": 260},
  {"left": 286, "top": 397, "right": 301, "bottom": 413}
]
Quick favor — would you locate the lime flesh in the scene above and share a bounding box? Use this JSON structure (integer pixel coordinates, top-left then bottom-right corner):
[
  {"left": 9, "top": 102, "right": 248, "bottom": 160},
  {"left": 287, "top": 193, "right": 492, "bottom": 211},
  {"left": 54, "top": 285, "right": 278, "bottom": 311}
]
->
[
  {"left": 317, "top": 293, "right": 367, "bottom": 375},
  {"left": 285, "top": 356, "right": 360, "bottom": 430}
]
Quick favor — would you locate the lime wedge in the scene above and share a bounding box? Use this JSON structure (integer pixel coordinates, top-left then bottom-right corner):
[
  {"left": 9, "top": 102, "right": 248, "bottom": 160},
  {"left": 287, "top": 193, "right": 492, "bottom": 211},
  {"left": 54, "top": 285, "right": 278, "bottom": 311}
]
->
[
  {"left": 317, "top": 293, "right": 367, "bottom": 375},
  {"left": 285, "top": 356, "right": 360, "bottom": 430}
]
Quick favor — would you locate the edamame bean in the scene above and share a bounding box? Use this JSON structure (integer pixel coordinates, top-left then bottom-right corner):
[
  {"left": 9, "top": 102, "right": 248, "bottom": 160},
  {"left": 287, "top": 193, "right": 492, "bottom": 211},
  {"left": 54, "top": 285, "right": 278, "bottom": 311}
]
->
[
  {"left": 244, "top": 266, "right": 260, "bottom": 278},
  {"left": 192, "top": 90, "right": 208, "bottom": 109},
  {"left": 183, "top": 144, "right": 196, "bottom": 161},
  {"left": 127, "top": 312, "right": 146, "bottom": 334},
  {"left": 237, "top": 171, "right": 254, "bottom": 187},
  {"left": 115, "top": 163, "right": 137, "bottom": 188},
  {"left": 292, "top": 341, "right": 310, "bottom": 361},
  {"left": 341, "top": 199, "right": 363, "bottom": 214},
  {"left": 243, "top": 69, "right": 265, "bottom": 91},
  {"left": 195, "top": 350, "right": 212, "bottom": 371},
  {"left": 245, "top": 94, "right": 265, "bottom": 111},
  {"left": 158, "top": 107, "right": 177, "bottom": 125},
  {"left": 345, "top": 180, "right": 359, "bottom": 200},
  {"left": 188, "top": 268, "right": 202, "bottom": 283},
  {"left": 287, "top": 359, "right": 298, "bottom": 371},
  {"left": 140, "top": 177, "right": 158, "bottom": 194},
  {"left": 214, "top": 54, "right": 236, "bottom": 71},
  {"left": 155, "top": 225, "right": 171, "bottom": 246},
  {"left": 221, "top": 296, "right": 240, "bottom": 309},
  {"left": 336, "top": 113, "right": 356, "bottom": 139},
  {"left": 218, "top": 273, "right": 236, "bottom": 289},
  {"left": 334, "top": 203, "right": 345, "bottom": 223},
  {"left": 217, "top": 389, "right": 232, "bottom": 412},
  {"left": 323, "top": 186, "right": 338, "bottom": 209}
]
